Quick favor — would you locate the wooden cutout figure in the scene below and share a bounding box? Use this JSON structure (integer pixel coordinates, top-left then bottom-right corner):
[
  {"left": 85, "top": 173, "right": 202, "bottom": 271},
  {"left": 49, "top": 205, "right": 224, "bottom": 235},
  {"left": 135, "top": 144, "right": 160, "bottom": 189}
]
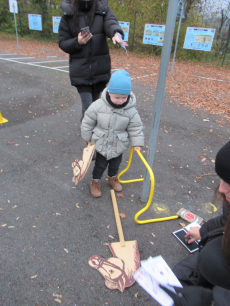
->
[
  {"left": 72, "top": 141, "right": 96, "bottom": 185},
  {"left": 88, "top": 255, "right": 135, "bottom": 292},
  {"left": 88, "top": 191, "right": 140, "bottom": 292}
]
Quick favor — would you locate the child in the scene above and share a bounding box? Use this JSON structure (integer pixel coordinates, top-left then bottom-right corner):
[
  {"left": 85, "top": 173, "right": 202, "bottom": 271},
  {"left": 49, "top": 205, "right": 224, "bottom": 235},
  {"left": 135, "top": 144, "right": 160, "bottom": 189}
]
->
[{"left": 81, "top": 70, "right": 144, "bottom": 197}]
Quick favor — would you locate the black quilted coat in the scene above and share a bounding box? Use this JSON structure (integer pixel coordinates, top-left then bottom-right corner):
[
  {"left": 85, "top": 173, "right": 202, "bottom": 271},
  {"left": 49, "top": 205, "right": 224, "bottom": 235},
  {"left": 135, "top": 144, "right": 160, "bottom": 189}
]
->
[{"left": 58, "top": 0, "right": 124, "bottom": 86}]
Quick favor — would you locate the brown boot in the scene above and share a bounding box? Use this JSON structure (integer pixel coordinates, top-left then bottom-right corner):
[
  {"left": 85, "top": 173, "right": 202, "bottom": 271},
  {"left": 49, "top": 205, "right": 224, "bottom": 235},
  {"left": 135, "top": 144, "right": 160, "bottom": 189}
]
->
[
  {"left": 90, "top": 179, "right": 102, "bottom": 198},
  {"left": 107, "top": 176, "right": 122, "bottom": 192}
]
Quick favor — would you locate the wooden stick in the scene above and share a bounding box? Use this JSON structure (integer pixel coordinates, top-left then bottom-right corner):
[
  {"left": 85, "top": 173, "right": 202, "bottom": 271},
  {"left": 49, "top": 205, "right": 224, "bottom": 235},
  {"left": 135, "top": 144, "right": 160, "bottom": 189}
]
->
[{"left": 110, "top": 190, "right": 126, "bottom": 247}]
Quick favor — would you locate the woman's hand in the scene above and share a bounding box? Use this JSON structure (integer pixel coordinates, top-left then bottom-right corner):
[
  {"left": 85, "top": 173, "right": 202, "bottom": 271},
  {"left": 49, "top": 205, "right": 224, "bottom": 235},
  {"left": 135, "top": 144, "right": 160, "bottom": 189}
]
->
[
  {"left": 112, "top": 33, "right": 128, "bottom": 46},
  {"left": 134, "top": 147, "right": 141, "bottom": 152},
  {"left": 185, "top": 227, "right": 201, "bottom": 244},
  {"left": 160, "top": 285, "right": 212, "bottom": 306},
  {"left": 78, "top": 32, "right": 92, "bottom": 45}
]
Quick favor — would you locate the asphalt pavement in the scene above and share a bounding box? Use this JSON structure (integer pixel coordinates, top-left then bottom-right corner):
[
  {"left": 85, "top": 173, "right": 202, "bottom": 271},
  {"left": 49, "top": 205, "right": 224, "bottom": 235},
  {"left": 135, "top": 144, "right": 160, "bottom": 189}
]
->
[{"left": 0, "top": 52, "right": 229, "bottom": 306}]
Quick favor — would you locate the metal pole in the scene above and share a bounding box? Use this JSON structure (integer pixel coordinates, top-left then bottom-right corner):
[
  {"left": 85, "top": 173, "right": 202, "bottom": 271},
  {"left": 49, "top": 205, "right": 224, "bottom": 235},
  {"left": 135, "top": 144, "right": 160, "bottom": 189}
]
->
[
  {"left": 13, "top": 3, "right": 19, "bottom": 49},
  {"left": 41, "top": 6, "right": 44, "bottom": 40},
  {"left": 18, "top": 4, "right": 23, "bottom": 37},
  {"left": 132, "top": 10, "right": 137, "bottom": 52},
  {"left": 141, "top": 0, "right": 179, "bottom": 202},
  {"left": 222, "top": 25, "right": 230, "bottom": 65},
  {"left": 171, "top": 1, "right": 184, "bottom": 75}
]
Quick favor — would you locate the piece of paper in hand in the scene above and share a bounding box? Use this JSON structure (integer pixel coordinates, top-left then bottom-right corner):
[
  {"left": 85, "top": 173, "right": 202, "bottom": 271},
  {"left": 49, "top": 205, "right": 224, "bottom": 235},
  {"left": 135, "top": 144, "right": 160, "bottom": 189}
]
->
[
  {"left": 116, "top": 32, "right": 128, "bottom": 56},
  {"left": 134, "top": 255, "right": 183, "bottom": 306}
]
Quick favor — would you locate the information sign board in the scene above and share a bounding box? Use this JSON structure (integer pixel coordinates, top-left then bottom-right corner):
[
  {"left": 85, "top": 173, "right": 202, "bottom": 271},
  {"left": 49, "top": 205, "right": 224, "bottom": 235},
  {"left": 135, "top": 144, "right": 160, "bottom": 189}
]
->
[
  {"left": 9, "top": 0, "right": 18, "bottom": 14},
  {"left": 183, "top": 27, "right": 216, "bottom": 51},
  {"left": 118, "top": 21, "right": 130, "bottom": 42},
  {"left": 143, "top": 24, "right": 165, "bottom": 46},
  {"left": 52, "top": 16, "right": 61, "bottom": 33},
  {"left": 28, "top": 14, "right": 42, "bottom": 31}
]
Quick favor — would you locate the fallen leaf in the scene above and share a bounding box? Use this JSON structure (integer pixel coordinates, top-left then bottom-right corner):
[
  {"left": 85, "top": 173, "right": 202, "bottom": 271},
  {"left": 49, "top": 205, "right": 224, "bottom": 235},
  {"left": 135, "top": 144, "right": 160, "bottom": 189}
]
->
[
  {"left": 6, "top": 142, "right": 14, "bottom": 145},
  {"left": 117, "top": 193, "right": 124, "bottom": 198},
  {"left": 107, "top": 225, "right": 110, "bottom": 229},
  {"left": 0, "top": 169, "right": 3, "bottom": 173},
  {"left": 119, "top": 213, "right": 126, "bottom": 219},
  {"left": 179, "top": 222, "right": 186, "bottom": 227},
  {"left": 134, "top": 292, "right": 138, "bottom": 298},
  {"left": 53, "top": 294, "right": 62, "bottom": 298},
  {"left": 55, "top": 298, "right": 62, "bottom": 303}
]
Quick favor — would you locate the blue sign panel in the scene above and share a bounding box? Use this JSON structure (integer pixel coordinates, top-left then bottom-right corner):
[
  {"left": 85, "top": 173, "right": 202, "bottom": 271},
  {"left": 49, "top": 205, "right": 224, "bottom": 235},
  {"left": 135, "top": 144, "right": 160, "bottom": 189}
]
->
[
  {"left": 183, "top": 27, "right": 216, "bottom": 51},
  {"left": 28, "top": 14, "right": 42, "bottom": 31},
  {"left": 52, "top": 16, "right": 61, "bottom": 33},
  {"left": 143, "top": 24, "right": 165, "bottom": 46},
  {"left": 118, "top": 21, "right": 130, "bottom": 42}
]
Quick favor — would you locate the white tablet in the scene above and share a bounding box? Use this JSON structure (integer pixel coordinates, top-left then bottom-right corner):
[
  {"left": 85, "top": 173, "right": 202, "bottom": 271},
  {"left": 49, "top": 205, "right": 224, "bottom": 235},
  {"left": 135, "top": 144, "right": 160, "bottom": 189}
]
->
[{"left": 172, "top": 228, "right": 199, "bottom": 253}]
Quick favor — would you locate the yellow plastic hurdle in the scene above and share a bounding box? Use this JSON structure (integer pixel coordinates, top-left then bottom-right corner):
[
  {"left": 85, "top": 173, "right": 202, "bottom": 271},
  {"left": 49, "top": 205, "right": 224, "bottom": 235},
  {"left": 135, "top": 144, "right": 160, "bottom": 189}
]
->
[{"left": 117, "top": 147, "right": 178, "bottom": 224}]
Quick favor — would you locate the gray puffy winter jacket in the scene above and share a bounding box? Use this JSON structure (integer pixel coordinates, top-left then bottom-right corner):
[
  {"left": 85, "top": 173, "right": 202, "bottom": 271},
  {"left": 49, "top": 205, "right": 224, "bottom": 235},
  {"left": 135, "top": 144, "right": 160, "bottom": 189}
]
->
[{"left": 81, "top": 88, "right": 144, "bottom": 160}]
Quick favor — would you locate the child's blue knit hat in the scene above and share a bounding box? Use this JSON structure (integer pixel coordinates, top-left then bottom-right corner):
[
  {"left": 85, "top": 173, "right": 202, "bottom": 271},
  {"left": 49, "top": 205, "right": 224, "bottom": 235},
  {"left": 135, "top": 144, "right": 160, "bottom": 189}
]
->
[{"left": 108, "top": 70, "right": 131, "bottom": 95}]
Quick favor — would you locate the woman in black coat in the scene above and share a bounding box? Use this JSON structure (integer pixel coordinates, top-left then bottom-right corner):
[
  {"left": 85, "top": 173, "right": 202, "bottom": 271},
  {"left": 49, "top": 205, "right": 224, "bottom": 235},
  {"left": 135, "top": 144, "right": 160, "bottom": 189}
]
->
[
  {"left": 59, "top": 0, "right": 127, "bottom": 121},
  {"left": 161, "top": 140, "right": 230, "bottom": 306}
]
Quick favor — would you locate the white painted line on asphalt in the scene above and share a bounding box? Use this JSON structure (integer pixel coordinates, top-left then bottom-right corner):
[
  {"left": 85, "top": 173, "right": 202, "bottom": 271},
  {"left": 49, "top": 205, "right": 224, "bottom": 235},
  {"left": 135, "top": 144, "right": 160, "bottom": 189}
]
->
[
  {"left": 0, "top": 58, "right": 32, "bottom": 63},
  {"left": 0, "top": 57, "right": 69, "bottom": 72},
  {"left": 52, "top": 66, "right": 69, "bottom": 69},
  {"left": 29, "top": 59, "right": 68, "bottom": 64},
  {"left": 3, "top": 57, "right": 35, "bottom": 60},
  {"left": 0, "top": 53, "right": 16, "bottom": 56},
  {"left": 26, "top": 62, "right": 69, "bottom": 72}
]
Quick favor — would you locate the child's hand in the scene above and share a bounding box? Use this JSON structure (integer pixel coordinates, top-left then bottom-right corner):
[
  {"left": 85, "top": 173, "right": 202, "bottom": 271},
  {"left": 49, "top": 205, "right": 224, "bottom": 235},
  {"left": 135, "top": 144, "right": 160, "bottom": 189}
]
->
[{"left": 134, "top": 146, "right": 141, "bottom": 152}]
